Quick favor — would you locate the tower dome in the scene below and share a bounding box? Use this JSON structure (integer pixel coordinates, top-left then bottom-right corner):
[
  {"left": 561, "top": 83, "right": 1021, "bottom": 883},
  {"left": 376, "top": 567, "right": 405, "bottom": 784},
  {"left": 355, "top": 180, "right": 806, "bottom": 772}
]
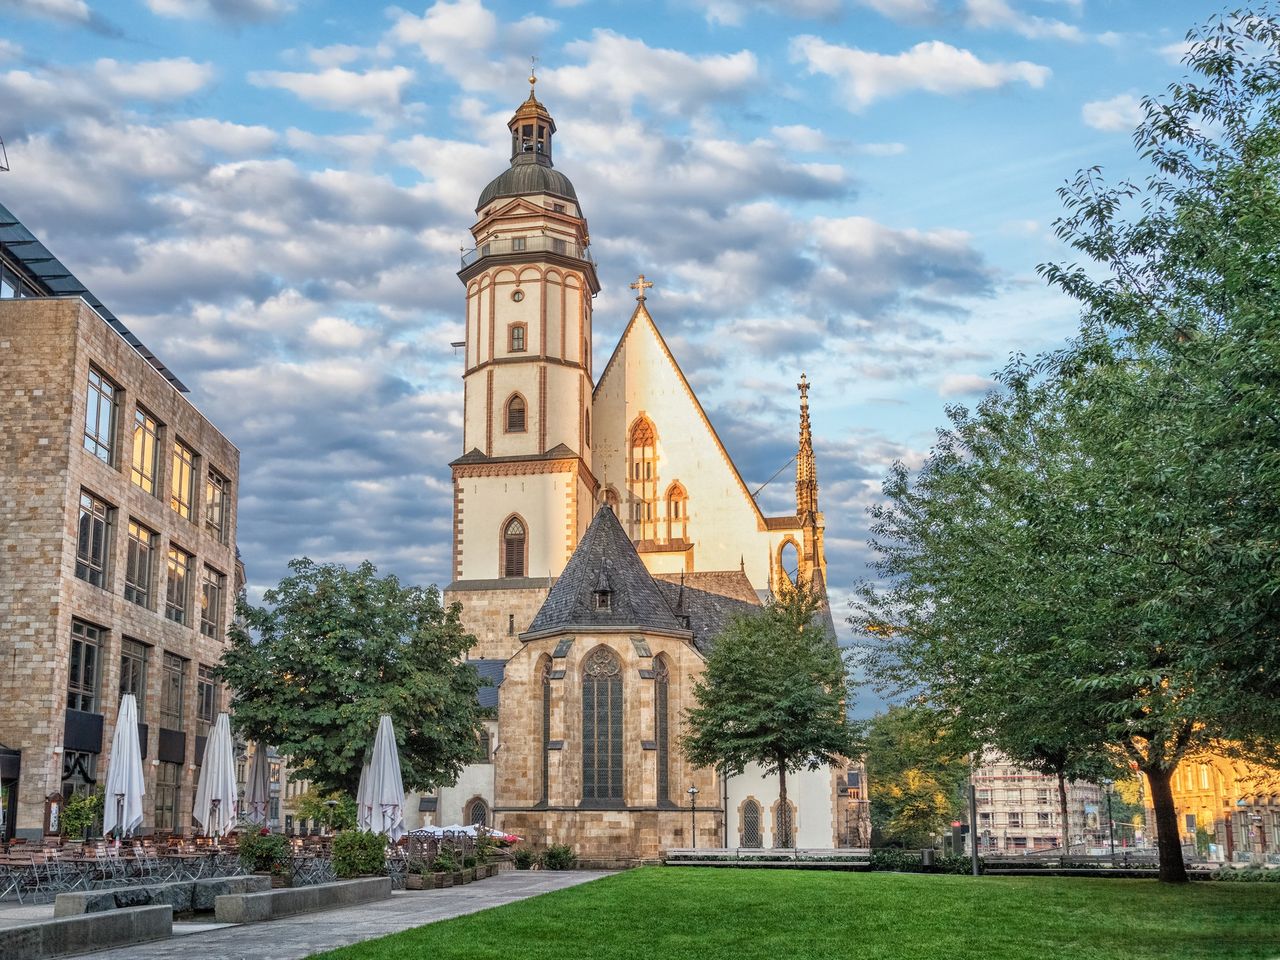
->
[{"left": 476, "top": 75, "right": 578, "bottom": 212}]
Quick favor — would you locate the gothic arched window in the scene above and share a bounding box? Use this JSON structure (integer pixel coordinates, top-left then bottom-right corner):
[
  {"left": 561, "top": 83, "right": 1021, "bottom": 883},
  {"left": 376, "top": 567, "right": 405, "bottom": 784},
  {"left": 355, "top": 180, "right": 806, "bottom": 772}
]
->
[
  {"left": 582, "top": 646, "right": 623, "bottom": 803},
  {"left": 654, "top": 656, "right": 670, "bottom": 804},
  {"left": 665, "top": 482, "right": 687, "bottom": 544},
  {"left": 584, "top": 409, "right": 591, "bottom": 447},
  {"left": 540, "top": 656, "right": 552, "bottom": 804},
  {"left": 741, "top": 798, "right": 762, "bottom": 848},
  {"left": 467, "top": 798, "right": 489, "bottom": 827},
  {"left": 628, "top": 417, "right": 658, "bottom": 541},
  {"left": 502, "top": 517, "right": 526, "bottom": 578},
  {"left": 775, "top": 800, "right": 796, "bottom": 848},
  {"left": 505, "top": 394, "right": 527, "bottom": 433}
]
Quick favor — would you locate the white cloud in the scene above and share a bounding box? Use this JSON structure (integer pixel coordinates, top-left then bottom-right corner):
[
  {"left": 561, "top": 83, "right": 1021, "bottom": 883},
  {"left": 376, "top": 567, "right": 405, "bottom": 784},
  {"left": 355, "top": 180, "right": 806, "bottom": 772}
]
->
[
  {"left": 174, "top": 118, "right": 277, "bottom": 154},
  {"left": 693, "top": 0, "right": 841, "bottom": 27},
  {"left": 938, "top": 373, "right": 995, "bottom": 396},
  {"left": 146, "top": 0, "right": 294, "bottom": 22},
  {"left": 1, "top": 0, "right": 90, "bottom": 25},
  {"left": 249, "top": 66, "right": 415, "bottom": 115},
  {"left": 0, "top": 39, "right": 23, "bottom": 61},
  {"left": 856, "top": 0, "right": 937, "bottom": 23},
  {"left": 1081, "top": 93, "right": 1143, "bottom": 132},
  {"left": 964, "top": 0, "right": 1083, "bottom": 41},
  {"left": 1159, "top": 40, "right": 1193, "bottom": 65},
  {"left": 792, "top": 36, "right": 1050, "bottom": 109},
  {"left": 92, "top": 57, "right": 215, "bottom": 100}
]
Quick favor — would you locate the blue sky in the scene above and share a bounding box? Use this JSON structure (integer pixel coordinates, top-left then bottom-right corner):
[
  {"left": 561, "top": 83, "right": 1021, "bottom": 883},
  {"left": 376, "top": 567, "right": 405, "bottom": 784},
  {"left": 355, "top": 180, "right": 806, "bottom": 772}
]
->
[{"left": 0, "top": 0, "right": 1212, "bottom": 648}]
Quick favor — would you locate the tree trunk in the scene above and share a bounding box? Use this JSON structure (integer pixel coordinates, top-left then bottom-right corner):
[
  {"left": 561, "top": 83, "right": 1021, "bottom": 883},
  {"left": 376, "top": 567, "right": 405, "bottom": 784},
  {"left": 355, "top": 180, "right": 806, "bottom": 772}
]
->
[
  {"left": 777, "top": 762, "right": 790, "bottom": 848},
  {"left": 1057, "top": 770, "right": 1070, "bottom": 854},
  {"left": 1144, "top": 764, "right": 1188, "bottom": 883}
]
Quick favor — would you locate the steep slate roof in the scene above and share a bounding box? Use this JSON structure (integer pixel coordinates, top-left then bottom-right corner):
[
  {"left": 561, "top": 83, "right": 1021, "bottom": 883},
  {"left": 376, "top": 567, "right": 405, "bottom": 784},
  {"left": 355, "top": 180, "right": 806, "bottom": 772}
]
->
[
  {"left": 467, "top": 659, "right": 506, "bottom": 710},
  {"left": 450, "top": 443, "right": 577, "bottom": 467},
  {"left": 655, "top": 570, "right": 762, "bottom": 607},
  {"left": 525, "top": 506, "right": 686, "bottom": 637},
  {"left": 652, "top": 576, "right": 759, "bottom": 654}
]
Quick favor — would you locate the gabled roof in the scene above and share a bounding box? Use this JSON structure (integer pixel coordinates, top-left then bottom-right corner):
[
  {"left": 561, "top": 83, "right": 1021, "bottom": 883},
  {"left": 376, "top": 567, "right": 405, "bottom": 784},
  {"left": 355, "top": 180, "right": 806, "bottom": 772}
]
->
[
  {"left": 0, "top": 199, "right": 188, "bottom": 392},
  {"left": 593, "top": 301, "right": 770, "bottom": 527},
  {"left": 525, "top": 506, "right": 687, "bottom": 638},
  {"left": 652, "top": 574, "right": 760, "bottom": 654}
]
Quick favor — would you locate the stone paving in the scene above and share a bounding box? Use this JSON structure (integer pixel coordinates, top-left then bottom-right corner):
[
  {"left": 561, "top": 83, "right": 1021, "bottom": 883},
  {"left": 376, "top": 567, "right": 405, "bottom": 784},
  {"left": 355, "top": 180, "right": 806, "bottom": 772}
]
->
[{"left": 74, "top": 869, "right": 613, "bottom": 959}]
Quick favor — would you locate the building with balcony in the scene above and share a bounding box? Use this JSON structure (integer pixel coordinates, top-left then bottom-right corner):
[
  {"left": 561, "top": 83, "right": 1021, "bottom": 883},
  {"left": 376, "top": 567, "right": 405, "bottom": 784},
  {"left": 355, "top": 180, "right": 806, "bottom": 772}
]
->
[
  {"left": 0, "top": 199, "right": 240, "bottom": 840},
  {"left": 971, "top": 753, "right": 1108, "bottom": 854}
]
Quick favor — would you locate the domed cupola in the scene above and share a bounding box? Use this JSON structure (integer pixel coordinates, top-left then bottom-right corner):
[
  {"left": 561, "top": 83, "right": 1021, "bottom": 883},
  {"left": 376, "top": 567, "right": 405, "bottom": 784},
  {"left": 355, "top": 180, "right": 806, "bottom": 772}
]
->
[{"left": 476, "top": 72, "right": 579, "bottom": 212}]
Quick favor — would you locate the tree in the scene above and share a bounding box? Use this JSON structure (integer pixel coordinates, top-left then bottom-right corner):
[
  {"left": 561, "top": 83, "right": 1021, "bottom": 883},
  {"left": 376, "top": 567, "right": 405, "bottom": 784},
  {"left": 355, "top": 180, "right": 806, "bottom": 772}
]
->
[
  {"left": 864, "top": 704, "right": 968, "bottom": 849},
  {"left": 295, "top": 789, "right": 357, "bottom": 832},
  {"left": 681, "top": 586, "right": 861, "bottom": 841},
  {"left": 219, "top": 558, "right": 486, "bottom": 796}
]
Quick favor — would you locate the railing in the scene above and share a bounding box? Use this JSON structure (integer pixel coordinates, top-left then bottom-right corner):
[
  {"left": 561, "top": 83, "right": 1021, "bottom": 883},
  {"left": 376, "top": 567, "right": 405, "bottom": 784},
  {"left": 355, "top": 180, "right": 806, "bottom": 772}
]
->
[{"left": 461, "top": 235, "right": 592, "bottom": 269}]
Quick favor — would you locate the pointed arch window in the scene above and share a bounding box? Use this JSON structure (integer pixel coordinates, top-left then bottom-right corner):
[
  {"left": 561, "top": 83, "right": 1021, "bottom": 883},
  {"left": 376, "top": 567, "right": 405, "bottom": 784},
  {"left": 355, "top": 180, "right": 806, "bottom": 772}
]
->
[
  {"left": 505, "top": 394, "right": 527, "bottom": 433},
  {"left": 540, "top": 656, "right": 552, "bottom": 804},
  {"left": 654, "top": 656, "right": 670, "bottom": 804},
  {"left": 775, "top": 801, "right": 796, "bottom": 848},
  {"left": 741, "top": 798, "right": 762, "bottom": 848},
  {"left": 665, "top": 482, "right": 688, "bottom": 544},
  {"left": 584, "top": 409, "right": 591, "bottom": 447},
  {"left": 467, "top": 798, "right": 489, "bottom": 827},
  {"left": 582, "top": 646, "right": 623, "bottom": 803},
  {"left": 628, "top": 417, "right": 658, "bottom": 541},
  {"left": 502, "top": 517, "right": 526, "bottom": 578}
]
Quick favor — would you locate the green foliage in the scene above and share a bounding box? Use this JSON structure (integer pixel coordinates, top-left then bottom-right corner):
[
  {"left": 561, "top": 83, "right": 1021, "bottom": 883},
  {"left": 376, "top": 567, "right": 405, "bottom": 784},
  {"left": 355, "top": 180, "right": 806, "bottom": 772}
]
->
[
  {"left": 475, "top": 835, "right": 496, "bottom": 865},
  {"left": 295, "top": 790, "right": 357, "bottom": 832},
  {"left": 1212, "top": 867, "right": 1280, "bottom": 882},
  {"left": 307, "top": 868, "right": 1280, "bottom": 960},
  {"left": 61, "top": 789, "right": 103, "bottom": 839},
  {"left": 868, "top": 850, "right": 974, "bottom": 875},
  {"left": 332, "top": 830, "right": 388, "bottom": 878},
  {"left": 682, "top": 585, "right": 861, "bottom": 819},
  {"left": 431, "top": 849, "right": 458, "bottom": 873},
  {"left": 239, "top": 831, "right": 292, "bottom": 874},
  {"left": 218, "top": 559, "right": 488, "bottom": 795},
  {"left": 864, "top": 705, "right": 968, "bottom": 849},
  {"left": 542, "top": 844, "right": 576, "bottom": 870},
  {"left": 512, "top": 847, "right": 537, "bottom": 870}
]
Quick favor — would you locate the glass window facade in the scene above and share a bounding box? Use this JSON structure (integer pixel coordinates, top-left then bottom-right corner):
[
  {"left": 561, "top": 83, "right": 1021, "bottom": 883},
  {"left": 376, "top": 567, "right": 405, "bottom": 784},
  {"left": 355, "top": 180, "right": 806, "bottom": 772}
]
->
[
  {"left": 205, "top": 471, "right": 229, "bottom": 543},
  {"left": 196, "top": 664, "right": 219, "bottom": 736},
  {"left": 124, "top": 520, "right": 155, "bottom": 607},
  {"left": 120, "top": 639, "right": 149, "bottom": 722},
  {"left": 131, "top": 408, "right": 160, "bottom": 494},
  {"left": 200, "top": 567, "right": 225, "bottom": 639},
  {"left": 170, "top": 441, "right": 196, "bottom": 520},
  {"left": 75, "top": 491, "right": 112, "bottom": 588},
  {"left": 166, "top": 546, "right": 192, "bottom": 624},
  {"left": 160, "top": 652, "right": 186, "bottom": 730},
  {"left": 155, "top": 761, "right": 181, "bottom": 832},
  {"left": 83, "top": 368, "right": 117, "bottom": 463}
]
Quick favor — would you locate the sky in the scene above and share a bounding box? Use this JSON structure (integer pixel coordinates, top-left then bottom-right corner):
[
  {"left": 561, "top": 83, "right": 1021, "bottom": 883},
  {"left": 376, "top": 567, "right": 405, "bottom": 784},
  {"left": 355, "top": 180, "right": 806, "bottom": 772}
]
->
[{"left": 0, "top": 0, "right": 1215, "bottom": 661}]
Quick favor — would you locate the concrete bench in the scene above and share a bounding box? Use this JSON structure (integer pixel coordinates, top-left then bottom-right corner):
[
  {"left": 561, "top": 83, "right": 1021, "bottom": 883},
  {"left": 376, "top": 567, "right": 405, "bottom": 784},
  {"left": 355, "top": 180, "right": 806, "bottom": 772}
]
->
[
  {"left": 215, "top": 877, "right": 392, "bottom": 923},
  {"left": 1, "top": 905, "right": 171, "bottom": 959},
  {"left": 54, "top": 875, "right": 271, "bottom": 916}
]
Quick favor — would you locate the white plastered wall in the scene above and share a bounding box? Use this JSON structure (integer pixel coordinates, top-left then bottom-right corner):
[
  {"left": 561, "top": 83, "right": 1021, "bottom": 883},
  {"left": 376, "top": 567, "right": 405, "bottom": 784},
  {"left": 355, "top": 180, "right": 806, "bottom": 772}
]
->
[
  {"left": 725, "top": 764, "right": 839, "bottom": 849},
  {"left": 456, "top": 470, "right": 575, "bottom": 581}
]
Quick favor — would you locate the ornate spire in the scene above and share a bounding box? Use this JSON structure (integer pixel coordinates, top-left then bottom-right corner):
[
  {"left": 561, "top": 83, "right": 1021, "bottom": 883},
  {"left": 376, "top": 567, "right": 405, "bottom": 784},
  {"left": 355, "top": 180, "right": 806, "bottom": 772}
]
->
[{"left": 796, "top": 372, "right": 818, "bottom": 522}]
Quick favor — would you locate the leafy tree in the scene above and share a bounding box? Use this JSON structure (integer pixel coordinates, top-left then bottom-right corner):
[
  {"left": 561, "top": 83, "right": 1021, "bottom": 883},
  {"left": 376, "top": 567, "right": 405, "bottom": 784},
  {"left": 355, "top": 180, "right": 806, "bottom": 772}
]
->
[
  {"left": 864, "top": 705, "right": 968, "bottom": 849},
  {"left": 681, "top": 586, "right": 861, "bottom": 838},
  {"left": 219, "top": 558, "right": 486, "bottom": 796},
  {"left": 295, "top": 789, "right": 357, "bottom": 832}
]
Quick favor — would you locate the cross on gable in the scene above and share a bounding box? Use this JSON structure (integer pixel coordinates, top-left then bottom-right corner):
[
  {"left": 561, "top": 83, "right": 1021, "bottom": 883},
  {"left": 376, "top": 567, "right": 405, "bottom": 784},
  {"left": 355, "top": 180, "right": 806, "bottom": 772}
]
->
[{"left": 630, "top": 274, "right": 654, "bottom": 301}]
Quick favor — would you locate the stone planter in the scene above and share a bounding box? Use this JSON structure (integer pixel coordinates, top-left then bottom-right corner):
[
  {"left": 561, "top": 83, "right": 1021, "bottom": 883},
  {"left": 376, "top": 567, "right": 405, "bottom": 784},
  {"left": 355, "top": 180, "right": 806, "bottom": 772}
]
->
[
  {"left": 433, "top": 872, "right": 453, "bottom": 889},
  {"left": 461, "top": 868, "right": 475, "bottom": 883},
  {"left": 270, "top": 872, "right": 293, "bottom": 889},
  {"left": 405, "top": 874, "right": 426, "bottom": 890},
  {"left": 452, "top": 870, "right": 465, "bottom": 885}
]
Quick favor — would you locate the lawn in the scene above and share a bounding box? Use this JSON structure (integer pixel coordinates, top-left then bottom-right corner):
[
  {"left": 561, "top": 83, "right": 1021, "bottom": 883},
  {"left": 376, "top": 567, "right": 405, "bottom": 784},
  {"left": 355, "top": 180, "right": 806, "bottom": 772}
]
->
[{"left": 310, "top": 867, "right": 1280, "bottom": 960}]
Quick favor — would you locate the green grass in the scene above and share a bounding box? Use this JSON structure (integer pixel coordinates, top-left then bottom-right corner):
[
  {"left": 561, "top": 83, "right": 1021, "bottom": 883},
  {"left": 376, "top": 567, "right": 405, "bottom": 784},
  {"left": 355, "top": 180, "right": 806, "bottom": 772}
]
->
[{"left": 312, "top": 868, "right": 1280, "bottom": 960}]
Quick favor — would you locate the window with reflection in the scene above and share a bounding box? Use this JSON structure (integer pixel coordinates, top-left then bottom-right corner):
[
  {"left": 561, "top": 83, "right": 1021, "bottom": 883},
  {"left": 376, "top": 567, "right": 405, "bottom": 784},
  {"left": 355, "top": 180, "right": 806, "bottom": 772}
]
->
[
  {"left": 505, "top": 394, "right": 527, "bottom": 433},
  {"left": 196, "top": 664, "right": 219, "bottom": 737},
  {"left": 171, "top": 441, "right": 196, "bottom": 520},
  {"left": 125, "top": 520, "right": 155, "bottom": 607},
  {"left": 200, "top": 566, "right": 225, "bottom": 639},
  {"left": 83, "top": 368, "right": 117, "bottom": 464},
  {"left": 120, "top": 639, "right": 148, "bottom": 721},
  {"left": 205, "top": 471, "right": 229, "bottom": 543},
  {"left": 166, "top": 546, "right": 192, "bottom": 624},
  {"left": 582, "top": 647, "right": 623, "bottom": 803},
  {"left": 131, "top": 407, "right": 160, "bottom": 494},
  {"left": 160, "top": 652, "right": 187, "bottom": 730},
  {"left": 76, "top": 491, "right": 113, "bottom": 588},
  {"left": 502, "top": 517, "right": 526, "bottom": 577},
  {"left": 68, "top": 620, "right": 102, "bottom": 712}
]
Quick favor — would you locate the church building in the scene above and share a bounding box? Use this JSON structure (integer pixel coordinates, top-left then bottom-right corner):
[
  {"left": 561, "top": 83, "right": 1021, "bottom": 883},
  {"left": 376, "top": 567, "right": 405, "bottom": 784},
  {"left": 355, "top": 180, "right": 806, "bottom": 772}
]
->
[{"left": 415, "top": 78, "right": 865, "bottom": 862}]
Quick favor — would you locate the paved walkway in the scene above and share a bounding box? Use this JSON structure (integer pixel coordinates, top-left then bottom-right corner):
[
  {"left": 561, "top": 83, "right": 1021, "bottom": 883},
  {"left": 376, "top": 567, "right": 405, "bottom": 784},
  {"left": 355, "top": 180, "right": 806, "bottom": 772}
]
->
[{"left": 73, "top": 869, "right": 612, "bottom": 959}]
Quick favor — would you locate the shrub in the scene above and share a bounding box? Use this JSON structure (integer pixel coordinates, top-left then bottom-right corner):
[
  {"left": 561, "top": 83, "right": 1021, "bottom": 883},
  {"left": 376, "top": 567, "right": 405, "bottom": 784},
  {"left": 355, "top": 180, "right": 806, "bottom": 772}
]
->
[
  {"left": 61, "top": 789, "right": 104, "bottom": 839},
  {"left": 868, "top": 849, "right": 976, "bottom": 875},
  {"left": 475, "top": 835, "right": 497, "bottom": 864},
  {"left": 431, "top": 849, "right": 458, "bottom": 873},
  {"left": 332, "top": 830, "right": 388, "bottom": 878},
  {"left": 513, "top": 847, "right": 537, "bottom": 870},
  {"left": 239, "top": 831, "right": 292, "bottom": 874},
  {"left": 543, "top": 844, "right": 576, "bottom": 870}
]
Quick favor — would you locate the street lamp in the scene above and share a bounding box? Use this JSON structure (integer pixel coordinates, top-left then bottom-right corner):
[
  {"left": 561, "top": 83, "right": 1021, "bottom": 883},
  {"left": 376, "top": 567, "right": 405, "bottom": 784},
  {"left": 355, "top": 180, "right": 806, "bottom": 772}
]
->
[
  {"left": 687, "top": 786, "right": 700, "bottom": 850},
  {"left": 325, "top": 798, "right": 338, "bottom": 835},
  {"left": 1101, "top": 779, "right": 1116, "bottom": 860}
]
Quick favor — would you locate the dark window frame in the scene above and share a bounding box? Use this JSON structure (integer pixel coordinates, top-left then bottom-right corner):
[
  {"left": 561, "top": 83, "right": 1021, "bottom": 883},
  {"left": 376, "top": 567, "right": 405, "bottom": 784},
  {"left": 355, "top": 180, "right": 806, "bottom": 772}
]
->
[
  {"left": 160, "top": 652, "right": 187, "bottom": 730},
  {"left": 581, "top": 646, "right": 623, "bottom": 803},
  {"left": 68, "top": 620, "right": 103, "bottom": 713},
  {"left": 131, "top": 406, "right": 161, "bottom": 495},
  {"left": 83, "top": 367, "right": 117, "bottom": 464},
  {"left": 166, "top": 546, "right": 192, "bottom": 624},
  {"left": 170, "top": 440, "right": 196, "bottom": 520},
  {"left": 75, "top": 490, "right": 113, "bottom": 588},
  {"left": 119, "top": 638, "right": 149, "bottom": 722},
  {"left": 124, "top": 519, "right": 155, "bottom": 607}
]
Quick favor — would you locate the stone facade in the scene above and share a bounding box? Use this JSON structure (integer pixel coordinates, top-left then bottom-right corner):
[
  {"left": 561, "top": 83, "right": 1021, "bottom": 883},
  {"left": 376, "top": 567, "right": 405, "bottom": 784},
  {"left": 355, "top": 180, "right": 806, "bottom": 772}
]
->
[
  {"left": 1162, "top": 752, "right": 1280, "bottom": 862},
  {"left": 0, "top": 296, "right": 239, "bottom": 839}
]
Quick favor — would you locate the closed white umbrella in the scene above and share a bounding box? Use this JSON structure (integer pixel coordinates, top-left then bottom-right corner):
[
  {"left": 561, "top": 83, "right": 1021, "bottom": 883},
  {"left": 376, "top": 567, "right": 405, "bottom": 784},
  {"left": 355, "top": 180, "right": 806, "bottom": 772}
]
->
[
  {"left": 355, "top": 761, "right": 372, "bottom": 831},
  {"left": 363, "top": 715, "right": 405, "bottom": 842},
  {"left": 101, "top": 694, "right": 145, "bottom": 840},
  {"left": 243, "top": 742, "right": 272, "bottom": 827},
  {"left": 192, "top": 713, "right": 238, "bottom": 838}
]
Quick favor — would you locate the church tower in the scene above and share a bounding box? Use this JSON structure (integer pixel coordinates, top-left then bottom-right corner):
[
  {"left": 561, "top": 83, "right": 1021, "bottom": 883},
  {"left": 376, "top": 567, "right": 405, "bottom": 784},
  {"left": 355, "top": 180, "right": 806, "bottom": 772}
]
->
[{"left": 449, "top": 76, "right": 601, "bottom": 656}]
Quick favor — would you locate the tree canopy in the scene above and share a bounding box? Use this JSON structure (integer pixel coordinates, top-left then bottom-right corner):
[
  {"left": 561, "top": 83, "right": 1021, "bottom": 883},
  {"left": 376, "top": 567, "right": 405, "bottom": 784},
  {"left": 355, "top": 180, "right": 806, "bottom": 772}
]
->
[
  {"left": 219, "top": 558, "right": 486, "bottom": 796},
  {"left": 852, "top": 8, "right": 1280, "bottom": 883},
  {"left": 682, "top": 585, "right": 861, "bottom": 833}
]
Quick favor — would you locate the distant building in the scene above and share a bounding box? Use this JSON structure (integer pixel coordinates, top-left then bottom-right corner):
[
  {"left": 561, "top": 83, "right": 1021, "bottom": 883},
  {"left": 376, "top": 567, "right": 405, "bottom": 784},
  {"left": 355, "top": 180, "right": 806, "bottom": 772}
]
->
[
  {"left": 972, "top": 753, "right": 1107, "bottom": 854},
  {"left": 0, "top": 199, "right": 240, "bottom": 839},
  {"left": 1161, "top": 753, "right": 1280, "bottom": 862}
]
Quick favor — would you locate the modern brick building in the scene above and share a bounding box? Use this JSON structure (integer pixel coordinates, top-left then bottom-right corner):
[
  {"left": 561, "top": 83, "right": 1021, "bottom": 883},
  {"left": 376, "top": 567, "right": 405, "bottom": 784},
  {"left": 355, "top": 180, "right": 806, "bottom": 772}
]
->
[
  {"left": 0, "top": 199, "right": 240, "bottom": 840},
  {"left": 972, "top": 752, "right": 1107, "bottom": 854}
]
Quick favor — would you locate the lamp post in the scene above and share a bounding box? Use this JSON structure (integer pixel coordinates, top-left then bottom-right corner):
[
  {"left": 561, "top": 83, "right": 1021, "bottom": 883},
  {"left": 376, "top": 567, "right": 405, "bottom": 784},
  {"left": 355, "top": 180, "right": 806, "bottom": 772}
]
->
[
  {"left": 1102, "top": 779, "right": 1116, "bottom": 860},
  {"left": 687, "top": 786, "right": 700, "bottom": 850},
  {"left": 325, "top": 798, "right": 338, "bottom": 835}
]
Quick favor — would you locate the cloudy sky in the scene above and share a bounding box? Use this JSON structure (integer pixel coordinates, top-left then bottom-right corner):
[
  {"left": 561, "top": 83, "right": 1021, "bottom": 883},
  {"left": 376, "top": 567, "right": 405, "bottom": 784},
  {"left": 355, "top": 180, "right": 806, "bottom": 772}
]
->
[{"left": 2, "top": 0, "right": 1208, "bottom": 640}]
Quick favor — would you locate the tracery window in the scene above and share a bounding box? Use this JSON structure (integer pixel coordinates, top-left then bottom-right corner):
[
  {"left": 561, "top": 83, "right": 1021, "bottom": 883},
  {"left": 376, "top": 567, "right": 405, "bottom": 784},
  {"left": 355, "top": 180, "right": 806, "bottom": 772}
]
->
[
  {"left": 502, "top": 517, "right": 526, "bottom": 578},
  {"left": 506, "top": 394, "right": 527, "bottom": 433},
  {"left": 582, "top": 647, "right": 623, "bottom": 803},
  {"left": 468, "top": 798, "right": 489, "bottom": 827},
  {"left": 775, "top": 801, "right": 796, "bottom": 848},
  {"left": 628, "top": 417, "right": 658, "bottom": 541},
  {"left": 741, "top": 799, "right": 762, "bottom": 848},
  {"left": 665, "top": 482, "right": 687, "bottom": 543},
  {"left": 654, "top": 656, "right": 670, "bottom": 804}
]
